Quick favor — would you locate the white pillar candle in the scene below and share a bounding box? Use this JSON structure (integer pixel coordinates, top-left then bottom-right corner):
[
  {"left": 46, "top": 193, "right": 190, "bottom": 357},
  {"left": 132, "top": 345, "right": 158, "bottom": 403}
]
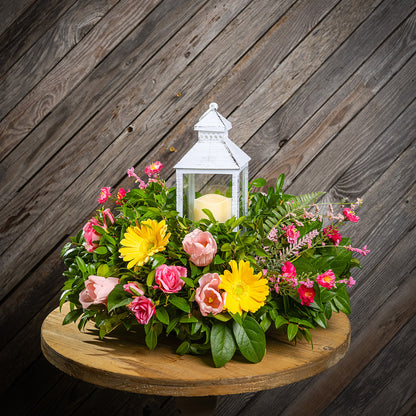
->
[{"left": 194, "top": 194, "right": 232, "bottom": 223}]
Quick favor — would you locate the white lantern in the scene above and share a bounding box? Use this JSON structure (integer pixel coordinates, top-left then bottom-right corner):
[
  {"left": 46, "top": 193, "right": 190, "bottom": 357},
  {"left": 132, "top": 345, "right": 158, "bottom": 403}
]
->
[{"left": 174, "top": 103, "right": 251, "bottom": 224}]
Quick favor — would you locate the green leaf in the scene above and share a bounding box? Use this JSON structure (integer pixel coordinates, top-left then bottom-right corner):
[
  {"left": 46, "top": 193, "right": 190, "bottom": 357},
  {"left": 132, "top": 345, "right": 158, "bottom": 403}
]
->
[
  {"left": 97, "top": 264, "right": 111, "bottom": 277},
  {"left": 75, "top": 256, "right": 87, "bottom": 273},
  {"left": 145, "top": 328, "right": 157, "bottom": 350},
  {"left": 324, "top": 302, "right": 333, "bottom": 320},
  {"left": 107, "top": 284, "right": 131, "bottom": 312},
  {"left": 314, "top": 312, "right": 327, "bottom": 328},
  {"left": 146, "top": 270, "right": 156, "bottom": 287},
  {"left": 201, "top": 208, "right": 217, "bottom": 223},
  {"left": 334, "top": 285, "right": 351, "bottom": 314},
  {"left": 274, "top": 315, "right": 288, "bottom": 329},
  {"left": 156, "top": 307, "right": 169, "bottom": 325},
  {"left": 62, "top": 308, "right": 83, "bottom": 325},
  {"left": 169, "top": 295, "right": 190, "bottom": 313},
  {"left": 152, "top": 254, "right": 166, "bottom": 268},
  {"left": 213, "top": 313, "right": 232, "bottom": 322},
  {"left": 176, "top": 341, "right": 190, "bottom": 355},
  {"left": 211, "top": 323, "right": 236, "bottom": 367},
  {"left": 94, "top": 246, "right": 108, "bottom": 255},
  {"left": 179, "top": 315, "right": 198, "bottom": 323},
  {"left": 251, "top": 178, "right": 267, "bottom": 188},
  {"left": 275, "top": 174, "right": 285, "bottom": 194},
  {"left": 166, "top": 317, "right": 179, "bottom": 335},
  {"left": 214, "top": 255, "right": 225, "bottom": 264},
  {"left": 232, "top": 316, "right": 266, "bottom": 364},
  {"left": 287, "top": 323, "right": 298, "bottom": 341}
]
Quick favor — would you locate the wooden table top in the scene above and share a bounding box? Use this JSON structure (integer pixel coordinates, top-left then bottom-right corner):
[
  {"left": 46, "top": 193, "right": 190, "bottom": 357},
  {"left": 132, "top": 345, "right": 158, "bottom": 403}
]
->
[{"left": 41, "top": 304, "right": 350, "bottom": 397}]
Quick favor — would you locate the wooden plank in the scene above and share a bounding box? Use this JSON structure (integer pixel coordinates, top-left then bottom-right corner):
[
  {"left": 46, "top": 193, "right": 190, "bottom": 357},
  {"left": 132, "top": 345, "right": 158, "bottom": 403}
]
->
[
  {"left": 227, "top": 0, "right": 384, "bottom": 143},
  {"left": 322, "top": 315, "right": 416, "bottom": 416},
  {"left": 245, "top": 2, "right": 416, "bottom": 178},
  {"left": 0, "top": 0, "right": 36, "bottom": 36},
  {"left": 0, "top": 0, "right": 77, "bottom": 75},
  {"left": 395, "top": 393, "right": 416, "bottom": 416},
  {"left": 0, "top": 0, "right": 206, "bottom": 207},
  {"left": 0, "top": 0, "right": 283, "bottom": 298},
  {"left": 285, "top": 52, "right": 416, "bottom": 195},
  {"left": 0, "top": 0, "right": 119, "bottom": 119},
  {"left": 0, "top": 0, "right": 162, "bottom": 160}
]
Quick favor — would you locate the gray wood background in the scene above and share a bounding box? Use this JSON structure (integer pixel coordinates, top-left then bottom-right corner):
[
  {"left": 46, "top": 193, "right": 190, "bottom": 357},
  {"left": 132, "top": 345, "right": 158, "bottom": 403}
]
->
[{"left": 1, "top": 0, "right": 415, "bottom": 414}]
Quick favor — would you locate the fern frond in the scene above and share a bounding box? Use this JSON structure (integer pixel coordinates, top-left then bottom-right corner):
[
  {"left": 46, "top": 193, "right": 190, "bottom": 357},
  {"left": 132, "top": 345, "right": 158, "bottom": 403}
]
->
[{"left": 263, "top": 191, "right": 324, "bottom": 235}]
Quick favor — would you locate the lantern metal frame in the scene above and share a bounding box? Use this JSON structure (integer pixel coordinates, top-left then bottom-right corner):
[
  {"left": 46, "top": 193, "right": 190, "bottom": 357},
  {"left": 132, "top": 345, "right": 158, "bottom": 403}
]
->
[{"left": 174, "top": 103, "right": 251, "bottom": 223}]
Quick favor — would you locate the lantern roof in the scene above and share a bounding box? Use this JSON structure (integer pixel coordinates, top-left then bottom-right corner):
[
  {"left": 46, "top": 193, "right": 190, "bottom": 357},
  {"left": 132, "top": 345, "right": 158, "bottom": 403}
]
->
[
  {"left": 174, "top": 103, "right": 251, "bottom": 171},
  {"left": 194, "top": 102, "right": 232, "bottom": 132}
]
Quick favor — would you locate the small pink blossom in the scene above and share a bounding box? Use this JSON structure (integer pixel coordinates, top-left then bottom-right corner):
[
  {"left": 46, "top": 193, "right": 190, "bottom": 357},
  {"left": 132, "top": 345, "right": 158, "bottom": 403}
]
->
[
  {"left": 123, "top": 282, "right": 144, "bottom": 296},
  {"left": 116, "top": 188, "right": 127, "bottom": 205},
  {"left": 281, "top": 223, "right": 300, "bottom": 244},
  {"left": 145, "top": 161, "right": 163, "bottom": 177},
  {"left": 343, "top": 208, "right": 360, "bottom": 223},
  {"left": 155, "top": 264, "right": 187, "bottom": 293},
  {"left": 182, "top": 229, "right": 217, "bottom": 267},
  {"left": 343, "top": 244, "right": 370, "bottom": 256},
  {"left": 267, "top": 227, "right": 279, "bottom": 243},
  {"left": 347, "top": 276, "right": 356, "bottom": 288},
  {"left": 98, "top": 187, "right": 111, "bottom": 204},
  {"left": 79, "top": 275, "right": 119, "bottom": 309},
  {"left": 128, "top": 296, "right": 155, "bottom": 324},
  {"left": 298, "top": 284, "right": 315, "bottom": 307},
  {"left": 127, "top": 166, "right": 147, "bottom": 189},
  {"left": 195, "top": 273, "right": 226, "bottom": 316},
  {"left": 302, "top": 278, "right": 314, "bottom": 288},
  {"left": 317, "top": 270, "right": 336, "bottom": 290},
  {"left": 323, "top": 225, "right": 342, "bottom": 245}
]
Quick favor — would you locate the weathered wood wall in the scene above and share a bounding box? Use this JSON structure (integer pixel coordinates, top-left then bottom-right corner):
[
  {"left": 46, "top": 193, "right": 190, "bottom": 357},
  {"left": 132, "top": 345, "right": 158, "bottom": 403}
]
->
[{"left": 1, "top": 0, "right": 415, "bottom": 414}]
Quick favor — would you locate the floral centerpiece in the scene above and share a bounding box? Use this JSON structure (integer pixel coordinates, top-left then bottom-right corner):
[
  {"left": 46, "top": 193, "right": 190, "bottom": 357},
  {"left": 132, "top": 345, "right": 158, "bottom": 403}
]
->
[{"left": 60, "top": 162, "right": 368, "bottom": 367}]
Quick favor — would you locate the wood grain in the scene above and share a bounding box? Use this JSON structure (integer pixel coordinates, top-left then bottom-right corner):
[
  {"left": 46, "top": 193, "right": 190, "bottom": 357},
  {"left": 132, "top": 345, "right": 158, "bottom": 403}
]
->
[
  {"left": 0, "top": 0, "right": 161, "bottom": 159},
  {"left": 41, "top": 304, "right": 350, "bottom": 397},
  {"left": 0, "top": 0, "right": 119, "bottom": 119}
]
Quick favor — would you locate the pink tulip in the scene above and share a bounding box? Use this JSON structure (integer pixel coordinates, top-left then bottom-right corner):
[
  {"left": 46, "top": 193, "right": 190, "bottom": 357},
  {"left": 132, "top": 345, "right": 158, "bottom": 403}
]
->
[
  {"left": 195, "top": 273, "right": 226, "bottom": 316},
  {"left": 83, "top": 218, "right": 102, "bottom": 252},
  {"left": 182, "top": 229, "right": 217, "bottom": 267},
  {"left": 79, "top": 275, "right": 119, "bottom": 309},
  {"left": 154, "top": 264, "right": 187, "bottom": 293},
  {"left": 128, "top": 296, "right": 155, "bottom": 324}
]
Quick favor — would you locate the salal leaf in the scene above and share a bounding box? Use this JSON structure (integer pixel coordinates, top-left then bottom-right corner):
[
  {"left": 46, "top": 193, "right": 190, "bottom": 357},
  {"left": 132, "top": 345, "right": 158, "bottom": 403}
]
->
[
  {"left": 232, "top": 316, "right": 266, "bottom": 363},
  {"left": 211, "top": 322, "right": 236, "bottom": 367}
]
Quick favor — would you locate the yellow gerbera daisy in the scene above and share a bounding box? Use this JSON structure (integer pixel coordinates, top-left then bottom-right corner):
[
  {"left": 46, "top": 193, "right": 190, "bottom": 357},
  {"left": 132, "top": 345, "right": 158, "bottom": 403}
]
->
[
  {"left": 119, "top": 219, "right": 170, "bottom": 268},
  {"left": 219, "top": 260, "right": 269, "bottom": 315}
]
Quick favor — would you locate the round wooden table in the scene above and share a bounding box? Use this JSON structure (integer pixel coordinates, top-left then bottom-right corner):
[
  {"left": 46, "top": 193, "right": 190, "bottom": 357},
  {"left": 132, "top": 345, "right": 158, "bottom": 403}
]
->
[{"left": 41, "top": 304, "right": 350, "bottom": 413}]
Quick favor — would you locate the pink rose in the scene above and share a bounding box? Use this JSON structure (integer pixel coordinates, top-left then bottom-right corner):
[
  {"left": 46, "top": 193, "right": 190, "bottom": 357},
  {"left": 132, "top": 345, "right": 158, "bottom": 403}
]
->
[
  {"left": 98, "top": 187, "right": 111, "bottom": 204},
  {"left": 343, "top": 208, "right": 360, "bottom": 223},
  {"left": 298, "top": 284, "right": 315, "bottom": 307},
  {"left": 83, "top": 218, "right": 102, "bottom": 252},
  {"left": 282, "top": 223, "right": 300, "bottom": 244},
  {"left": 144, "top": 161, "right": 163, "bottom": 177},
  {"left": 128, "top": 296, "right": 155, "bottom": 324},
  {"left": 182, "top": 229, "right": 217, "bottom": 267},
  {"left": 79, "top": 275, "right": 119, "bottom": 309},
  {"left": 195, "top": 273, "right": 226, "bottom": 316},
  {"left": 154, "top": 264, "right": 187, "bottom": 293},
  {"left": 123, "top": 282, "right": 144, "bottom": 296},
  {"left": 317, "top": 270, "right": 336, "bottom": 290}
]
